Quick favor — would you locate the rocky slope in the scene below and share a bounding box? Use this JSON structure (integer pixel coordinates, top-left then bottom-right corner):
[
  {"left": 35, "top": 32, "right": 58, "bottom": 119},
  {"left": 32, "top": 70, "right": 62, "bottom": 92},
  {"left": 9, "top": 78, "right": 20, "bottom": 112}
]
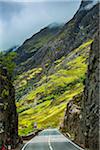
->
[
  {"left": 0, "top": 66, "right": 18, "bottom": 148},
  {"left": 62, "top": 93, "right": 83, "bottom": 144},
  {"left": 15, "top": 0, "right": 98, "bottom": 70},
  {"left": 63, "top": 33, "right": 99, "bottom": 149},
  {"left": 14, "top": 0, "right": 99, "bottom": 136},
  {"left": 15, "top": 25, "right": 63, "bottom": 74},
  {"left": 15, "top": 0, "right": 99, "bottom": 101},
  {"left": 81, "top": 33, "right": 99, "bottom": 150}
]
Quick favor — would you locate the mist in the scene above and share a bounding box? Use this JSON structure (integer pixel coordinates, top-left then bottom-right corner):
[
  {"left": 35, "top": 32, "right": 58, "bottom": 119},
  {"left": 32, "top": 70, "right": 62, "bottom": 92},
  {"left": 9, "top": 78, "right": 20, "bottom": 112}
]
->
[{"left": 0, "top": 0, "right": 81, "bottom": 51}]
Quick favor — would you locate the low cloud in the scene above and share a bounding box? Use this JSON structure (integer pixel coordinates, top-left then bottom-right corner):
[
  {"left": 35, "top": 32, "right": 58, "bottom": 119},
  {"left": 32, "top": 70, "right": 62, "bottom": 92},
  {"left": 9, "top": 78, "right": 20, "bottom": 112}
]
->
[{"left": 0, "top": 1, "right": 80, "bottom": 51}]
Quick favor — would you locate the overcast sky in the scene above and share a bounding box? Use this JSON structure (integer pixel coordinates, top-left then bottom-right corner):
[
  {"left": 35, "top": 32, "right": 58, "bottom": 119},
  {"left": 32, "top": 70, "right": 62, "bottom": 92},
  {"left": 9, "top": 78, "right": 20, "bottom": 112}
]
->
[{"left": 0, "top": 0, "right": 81, "bottom": 51}]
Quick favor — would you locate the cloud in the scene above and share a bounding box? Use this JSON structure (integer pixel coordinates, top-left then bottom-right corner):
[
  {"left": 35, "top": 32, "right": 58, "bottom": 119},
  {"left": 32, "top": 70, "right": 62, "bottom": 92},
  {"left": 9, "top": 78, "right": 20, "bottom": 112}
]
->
[
  {"left": 0, "top": 1, "right": 81, "bottom": 51},
  {"left": 2, "top": 0, "right": 44, "bottom": 1}
]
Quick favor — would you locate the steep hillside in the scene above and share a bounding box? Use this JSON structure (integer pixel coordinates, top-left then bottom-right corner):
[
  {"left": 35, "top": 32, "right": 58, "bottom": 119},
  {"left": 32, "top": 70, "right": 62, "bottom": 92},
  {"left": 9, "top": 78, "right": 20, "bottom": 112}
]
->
[
  {"left": 15, "top": 1, "right": 99, "bottom": 101},
  {"left": 14, "top": 0, "right": 99, "bottom": 136},
  {"left": 16, "top": 40, "right": 92, "bottom": 135},
  {"left": 15, "top": 25, "right": 63, "bottom": 74},
  {"left": 15, "top": 0, "right": 99, "bottom": 75}
]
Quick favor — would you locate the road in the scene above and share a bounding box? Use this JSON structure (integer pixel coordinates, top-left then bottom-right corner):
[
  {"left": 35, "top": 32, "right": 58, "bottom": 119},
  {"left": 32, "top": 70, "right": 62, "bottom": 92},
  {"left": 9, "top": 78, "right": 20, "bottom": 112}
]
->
[{"left": 22, "top": 129, "right": 84, "bottom": 150}]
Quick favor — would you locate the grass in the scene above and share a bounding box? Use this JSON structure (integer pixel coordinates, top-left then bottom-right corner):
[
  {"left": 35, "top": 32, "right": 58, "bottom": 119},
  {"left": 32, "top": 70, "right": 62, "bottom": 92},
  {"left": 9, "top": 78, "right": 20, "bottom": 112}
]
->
[{"left": 16, "top": 40, "right": 92, "bottom": 135}]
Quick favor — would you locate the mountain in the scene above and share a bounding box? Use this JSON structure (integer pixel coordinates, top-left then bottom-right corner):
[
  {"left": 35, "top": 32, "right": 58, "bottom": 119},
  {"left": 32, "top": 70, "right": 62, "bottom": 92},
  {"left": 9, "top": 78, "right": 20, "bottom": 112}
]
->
[
  {"left": 15, "top": 0, "right": 98, "bottom": 74},
  {"left": 15, "top": 24, "right": 63, "bottom": 71},
  {"left": 14, "top": 0, "right": 99, "bottom": 136}
]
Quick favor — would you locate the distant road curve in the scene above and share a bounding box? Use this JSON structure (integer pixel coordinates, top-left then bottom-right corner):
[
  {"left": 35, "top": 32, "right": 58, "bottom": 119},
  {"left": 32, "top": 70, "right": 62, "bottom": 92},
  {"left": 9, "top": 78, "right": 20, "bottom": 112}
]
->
[{"left": 22, "top": 128, "right": 84, "bottom": 150}]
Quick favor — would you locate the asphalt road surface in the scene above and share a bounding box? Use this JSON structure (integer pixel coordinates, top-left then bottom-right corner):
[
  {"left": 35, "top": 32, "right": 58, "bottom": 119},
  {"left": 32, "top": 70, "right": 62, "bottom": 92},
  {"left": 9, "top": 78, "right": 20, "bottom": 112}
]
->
[{"left": 22, "top": 129, "right": 84, "bottom": 150}]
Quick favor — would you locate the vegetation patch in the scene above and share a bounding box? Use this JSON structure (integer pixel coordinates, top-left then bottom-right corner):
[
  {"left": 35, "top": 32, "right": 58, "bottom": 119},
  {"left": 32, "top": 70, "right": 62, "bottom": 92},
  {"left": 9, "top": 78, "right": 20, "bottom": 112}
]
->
[{"left": 16, "top": 40, "right": 92, "bottom": 135}]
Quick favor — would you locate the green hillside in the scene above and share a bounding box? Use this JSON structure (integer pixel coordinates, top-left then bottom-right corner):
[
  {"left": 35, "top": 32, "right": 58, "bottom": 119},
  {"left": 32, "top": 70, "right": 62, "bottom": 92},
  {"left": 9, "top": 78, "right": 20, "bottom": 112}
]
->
[
  {"left": 16, "top": 40, "right": 92, "bottom": 135},
  {"left": 14, "top": 0, "right": 98, "bottom": 136}
]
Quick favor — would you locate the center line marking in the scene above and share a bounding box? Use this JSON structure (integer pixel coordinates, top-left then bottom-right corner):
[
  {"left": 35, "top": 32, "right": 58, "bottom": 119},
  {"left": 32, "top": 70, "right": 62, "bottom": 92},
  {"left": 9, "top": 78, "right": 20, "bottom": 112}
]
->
[{"left": 48, "top": 136, "right": 53, "bottom": 150}]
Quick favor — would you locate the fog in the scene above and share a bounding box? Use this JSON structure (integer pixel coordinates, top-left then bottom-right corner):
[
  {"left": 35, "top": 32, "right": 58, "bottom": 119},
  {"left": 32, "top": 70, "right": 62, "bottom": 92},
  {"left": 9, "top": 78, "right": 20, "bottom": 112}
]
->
[{"left": 0, "top": 0, "right": 81, "bottom": 51}]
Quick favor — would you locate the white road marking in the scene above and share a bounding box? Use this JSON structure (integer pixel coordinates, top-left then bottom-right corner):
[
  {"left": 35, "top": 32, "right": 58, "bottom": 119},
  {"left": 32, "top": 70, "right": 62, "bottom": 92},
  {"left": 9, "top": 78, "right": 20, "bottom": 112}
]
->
[
  {"left": 68, "top": 140, "right": 84, "bottom": 150},
  {"left": 21, "top": 129, "right": 84, "bottom": 150},
  {"left": 21, "top": 137, "right": 34, "bottom": 150},
  {"left": 48, "top": 136, "right": 53, "bottom": 150},
  {"left": 57, "top": 130, "right": 84, "bottom": 150}
]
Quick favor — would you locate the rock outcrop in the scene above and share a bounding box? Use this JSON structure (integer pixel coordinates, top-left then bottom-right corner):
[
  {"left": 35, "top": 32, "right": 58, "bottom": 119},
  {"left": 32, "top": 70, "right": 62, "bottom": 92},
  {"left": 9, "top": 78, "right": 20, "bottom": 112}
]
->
[
  {"left": 0, "top": 66, "right": 18, "bottom": 149},
  {"left": 63, "top": 33, "right": 99, "bottom": 149},
  {"left": 81, "top": 33, "right": 99, "bottom": 150},
  {"left": 63, "top": 93, "right": 83, "bottom": 145}
]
